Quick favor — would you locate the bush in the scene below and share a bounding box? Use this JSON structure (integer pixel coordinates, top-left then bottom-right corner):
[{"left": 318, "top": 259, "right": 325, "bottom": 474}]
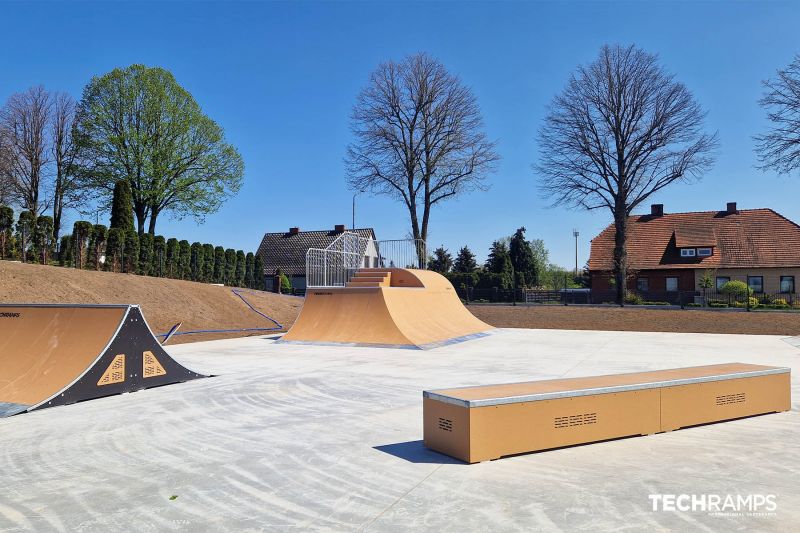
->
[
  {"left": 624, "top": 293, "right": 644, "bottom": 305},
  {"left": 139, "top": 233, "right": 154, "bottom": 275},
  {"left": 445, "top": 271, "right": 479, "bottom": 289},
  {"left": 475, "top": 271, "right": 513, "bottom": 290},
  {"left": 123, "top": 230, "right": 139, "bottom": 273},
  {"left": 773, "top": 298, "right": 789, "bottom": 308},
  {"left": 709, "top": 302, "right": 729, "bottom": 308},
  {"left": 720, "top": 280, "right": 750, "bottom": 298},
  {"left": 685, "top": 302, "right": 702, "bottom": 307},
  {"left": 105, "top": 228, "right": 124, "bottom": 272}
]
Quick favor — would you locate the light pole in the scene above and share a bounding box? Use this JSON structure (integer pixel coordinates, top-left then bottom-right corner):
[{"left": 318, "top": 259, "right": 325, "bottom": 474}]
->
[{"left": 572, "top": 229, "right": 580, "bottom": 277}]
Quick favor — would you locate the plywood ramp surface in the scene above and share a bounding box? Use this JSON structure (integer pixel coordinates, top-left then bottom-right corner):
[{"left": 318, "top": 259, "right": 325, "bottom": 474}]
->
[{"left": 281, "top": 269, "right": 492, "bottom": 349}]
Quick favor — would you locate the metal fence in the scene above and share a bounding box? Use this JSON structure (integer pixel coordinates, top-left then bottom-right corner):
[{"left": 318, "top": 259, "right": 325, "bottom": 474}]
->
[
  {"left": 306, "top": 233, "right": 427, "bottom": 288},
  {"left": 375, "top": 239, "right": 427, "bottom": 270}
]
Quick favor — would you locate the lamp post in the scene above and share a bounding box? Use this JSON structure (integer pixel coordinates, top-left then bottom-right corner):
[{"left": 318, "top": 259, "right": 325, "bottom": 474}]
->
[{"left": 572, "top": 229, "right": 580, "bottom": 277}]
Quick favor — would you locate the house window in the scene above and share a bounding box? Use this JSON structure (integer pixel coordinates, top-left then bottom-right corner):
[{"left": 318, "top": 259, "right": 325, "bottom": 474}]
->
[
  {"left": 665, "top": 277, "right": 679, "bottom": 292},
  {"left": 747, "top": 276, "right": 764, "bottom": 293},
  {"left": 636, "top": 278, "right": 649, "bottom": 292},
  {"left": 780, "top": 276, "right": 795, "bottom": 293},
  {"left": 716, "top": 276, "right": 730, "bottom": 291},
  {"left": 680, "top": 249, "right": 696, "bottom": 257},
  {"left": 697, "top": 248, "right": 712, "bottom": 257}
]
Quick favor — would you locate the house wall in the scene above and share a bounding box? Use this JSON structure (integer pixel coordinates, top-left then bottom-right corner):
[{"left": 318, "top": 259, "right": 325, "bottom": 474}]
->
[
  {"left": 591, "top": 270, "right": 695, "bottom": 292},
  {"left": 694, "top": 267, "right": 800, "bottom": 293}
]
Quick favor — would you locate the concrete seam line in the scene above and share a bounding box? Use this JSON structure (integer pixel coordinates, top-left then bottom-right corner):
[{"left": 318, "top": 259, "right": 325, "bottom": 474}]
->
[{"left": 361, "top": 464, "right": 443, "bottom": 530}]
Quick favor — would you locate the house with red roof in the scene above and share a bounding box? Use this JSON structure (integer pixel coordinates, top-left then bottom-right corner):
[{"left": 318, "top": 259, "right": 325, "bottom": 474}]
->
[{"left": 588, "top": 202, "right": 800, "bottom": 299}]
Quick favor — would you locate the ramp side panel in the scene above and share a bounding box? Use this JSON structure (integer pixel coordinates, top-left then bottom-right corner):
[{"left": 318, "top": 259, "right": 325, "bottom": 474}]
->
[
  {"left": 0, "top": 306, "right": 126, "bottom": 406},
  {"left": 281, "top": 290, "right": 414, "bottom": 346},
  {"left": 34, "top": 306, "right": 206, "bottom": 410}
]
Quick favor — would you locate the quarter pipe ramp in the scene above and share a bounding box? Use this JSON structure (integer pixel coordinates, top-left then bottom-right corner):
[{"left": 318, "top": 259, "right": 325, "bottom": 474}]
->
[
  {"left": 280, "top": 268, "right": 493, "bottom": 349},
  {"left": 0, "top": 304, "right": 205, "bottom": 417}
]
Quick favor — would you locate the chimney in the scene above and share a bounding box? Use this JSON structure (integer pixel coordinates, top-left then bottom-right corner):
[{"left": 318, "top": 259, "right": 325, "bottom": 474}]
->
[
  {"left": 289, "top": 227, "right": 300, "bottom": 235},
  {"left": 334, "top": 224, "right": 345, "bottom": 233},
  {"left": 650, "top": 204, "right": 664, "bottom": 216},
  {"left": 726, "top": 202, "right": 737, "bottom": 214}
]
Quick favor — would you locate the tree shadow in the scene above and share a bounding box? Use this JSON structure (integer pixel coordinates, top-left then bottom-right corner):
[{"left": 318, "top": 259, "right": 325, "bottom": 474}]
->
[{"left": 373, "top": 440, "right": 464, "bottom": 465}]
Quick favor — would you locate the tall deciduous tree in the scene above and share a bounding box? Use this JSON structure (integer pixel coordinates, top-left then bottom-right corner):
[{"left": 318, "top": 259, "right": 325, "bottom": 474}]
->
[
  {"left": 537, "top": 44, "right": 716, "bottom": 304},
  {"left": 0, "top": 86, "right": 51, "bottom": 216},
  {"left": 33, "top": 215, "right": 54, "bottom": 264},
  {"left": 15, "top": 210, "right": 35, "bottom": 262},
  {"left": 0, "top": 205, "right": 13, "bottom": 258},
  {"left": 755, "top": 55, "right": 800, "bottom": 177},
  {"left": 73, "top": 64, "right": 245, "bottom": 235},
  {"left": 50, "top": 92, "right": 82, "bottom": 241},
  {"left": 346, "top": 53, "right": 499, "bottom": 264}
]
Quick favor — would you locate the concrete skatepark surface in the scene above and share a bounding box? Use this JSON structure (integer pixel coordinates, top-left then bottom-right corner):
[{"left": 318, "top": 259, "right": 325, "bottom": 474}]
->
[{"left": 0, "top": 328, "right": 798, "bottom": 531}]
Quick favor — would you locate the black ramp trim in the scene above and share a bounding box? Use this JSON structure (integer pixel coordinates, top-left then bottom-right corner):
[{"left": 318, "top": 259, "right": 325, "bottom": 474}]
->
[
  {"left": 0, "top": 402, "right": 29, "bottom": 417},
  {"left": 34, "top": 306, "right": 206, "bottom": 411}
]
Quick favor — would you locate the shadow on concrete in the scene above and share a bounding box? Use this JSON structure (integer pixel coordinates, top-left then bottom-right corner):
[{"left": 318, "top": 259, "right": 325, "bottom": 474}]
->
[{"left": 373, "top": 440, "right": 464, "bottom": 465}]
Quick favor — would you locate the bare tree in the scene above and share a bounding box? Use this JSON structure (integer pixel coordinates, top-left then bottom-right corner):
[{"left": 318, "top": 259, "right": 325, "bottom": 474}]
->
[
  {"left": 51, "top": 92, "right": 82, "bottom": 241},
  {"left": 537, "top": 44, "right": 717, "bottom": 304},
  {"left": 0, "top": 86, "right": 52, "bottom": 216},
  {"left": 346, "top": 53, "right": 499, "bottom": 263},
  {"left": 755, "top": 55, "right": 800, "bottom": 176}
]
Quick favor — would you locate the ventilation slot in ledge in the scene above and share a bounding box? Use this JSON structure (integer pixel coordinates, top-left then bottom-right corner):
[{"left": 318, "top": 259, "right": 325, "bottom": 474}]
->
[
  {"left": 554, "top": 412, "right": 597, "bottom": 429},
  {"left": 716, "top": 393, "right": 746, "bottom": 406},
  {"left": 438, "top": 418, "right": 453, "bottom": 432}
]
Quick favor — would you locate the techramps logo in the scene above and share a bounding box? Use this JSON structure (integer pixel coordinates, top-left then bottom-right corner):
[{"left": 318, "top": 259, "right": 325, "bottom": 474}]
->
[
  {"left": 649, "top": 493, "right": 778, "bottom": 518},
  {"left": 0, "top": 312, "right": 21, "bottom": 318}
]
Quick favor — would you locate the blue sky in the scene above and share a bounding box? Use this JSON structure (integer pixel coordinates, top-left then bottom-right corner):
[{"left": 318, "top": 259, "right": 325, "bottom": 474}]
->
[{"left": 1, "top": 1, "right": 799, "bottom": 268}]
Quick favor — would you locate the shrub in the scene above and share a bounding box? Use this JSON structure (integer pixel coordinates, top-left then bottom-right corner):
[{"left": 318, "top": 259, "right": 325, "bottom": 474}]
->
[
  {"left": 105, "top": 228, "right": 124, "bottom": 272},
  {"left": 244, "top": 252, "right": 255, "bottom": 288},
  {"left": 123, "top": 230, "right": 139, "bottom": 273},
  {"left": 475, "top": 271, "right": 513, "bottom": 290},
  {"left": 624, "top": 293, "right": 644, "bottom": 305},
  {"left": 165, "top": 238, "right": 179, "bottom": 278},
  {"left": 252, "top": 255, "right": 264, "bottom": 289},
  {"left": 224, "top": 248, "right": 237, "bottom": 285},
  {"left": 178, "top": 240, "right": 191, "bottom": 279},
  {"left": 89, "top": 224, "right": 107, "bottom": 270},
  {"left": 720, "top": 280, "right": 750, "bottom": 298},
  {"left": 773, "top": 298, "right": 789, "bottom": 308},
  {"left": 190, "top": 242, "right": 204, "bottom": 281},
  {"left": 202, "top": 244, "right": 215, "bottom": 281},
  {"left": 72, "top": 221, "right": 93, "bottom": 269},
  {"left": 686, "top": 302, "right": 702, "bottom": 307},
  {"left": 446, "top": 271, "right": 479, "bottom": 289},
  {"left": 709, "top": 302, "right": 729, "bottom": 308},
  {"left": 59, "top": 235, "right": 73, "bottom": 266},
  {"left": 235, "top": 250, "right": 246, "bottom": 286},
  {"left": 275, "top": 268, "right": 291, "bottom": 292},
  {"left": 152, "top": 236, "right": 166, "bottom": 276},
  {"left": 213, "top": 246, "right": 225, "bottom": 283},
  {"left": 139, "top": 233, "right": 154, "bottom": 275}
]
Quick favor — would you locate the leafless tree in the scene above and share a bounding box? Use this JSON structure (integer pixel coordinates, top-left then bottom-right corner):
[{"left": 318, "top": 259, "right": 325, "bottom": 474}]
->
[
  {"left": 755, "top": 55, "right": 800, "bottom": 176},
  {"left": 537, "top": 44, "right": 717, "bottom": 304},
  {"left": 346, "top": 53, "right": 499, "bottom": 264},
  {"left": 0, "top": 86, "right": 52, "bottom": 216},
  {"left": 50, "top": 92, "right": 82, "bottom": 241}
]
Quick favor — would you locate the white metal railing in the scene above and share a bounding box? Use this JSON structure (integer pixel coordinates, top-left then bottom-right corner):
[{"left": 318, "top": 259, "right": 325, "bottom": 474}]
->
[{"left": 306, "top": 233, "right": 427, "bottom": 288}]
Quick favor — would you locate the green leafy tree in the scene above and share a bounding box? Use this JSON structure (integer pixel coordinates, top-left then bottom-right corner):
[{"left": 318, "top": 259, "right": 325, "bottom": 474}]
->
[
  {"left": 110, "top": 179, "right": 135, "bottom": 232},
  {"left": 428, "top": 245, "right": 453, "bottom": 274},
  {"left": 244, "top": 252, "right": 255, "bottom": 288},
  {"left": 252, "top": 255, "right": 264, "bottom": 289},
  {"left": 213, "top": 246, "right": 225, "bottom": 283},
  {"left": 73, "top": 64, "right": 245, "bottom": 235},
  {"left": 59, "top": 235, "right": 73, "bottom": 266},
  {"left": 275, "top": 268, "right": 292, "bottom": 292},
  {"left": 89, "top": 224, "right": 107, "bottom": 270},
  {"left": 453, "top": 246, "right": 478, "bottom": 273},
  {"left": 123, "top": 230, "right": 139, "bottom": 273},
  {"left": 0, "top": 205, "right": 14, "bottom": 259},
  {"left": 139, "top": 233, "right": 154, "bottom": 275},
  {"left": 190, "top": 242, "right": 203, "bottom": 281},
  {"left": 72, "top": 221, "right": 93, "bottom": 269},
  {"left": 33, "top": 215, "right": 54, "bottom": 264},
  {"left": 15, "top": 211, "right": 35, "bottom": 263},
  {"left": 105, "top": 228, "right": 124, "bottom": 272},
  {"left": 152, "top": 235, "right": 166, "bottom": 276},
  {"left": 235, "top": 250, "right": 246, "bottom": 286},
  {"left": 165, "top": 238, "right": 179, "bottom": 278},
  {"left": 224, "top": 248, "right": 237, "bottom": 285},
  {"left": 202, "top": 243, "right": 215, "bottom": 281}
]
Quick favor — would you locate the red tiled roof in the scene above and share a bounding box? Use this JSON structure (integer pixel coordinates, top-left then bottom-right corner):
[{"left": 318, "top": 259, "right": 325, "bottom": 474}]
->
[{"left": 589, "top": 208, "right": 800, "bottom": 271}]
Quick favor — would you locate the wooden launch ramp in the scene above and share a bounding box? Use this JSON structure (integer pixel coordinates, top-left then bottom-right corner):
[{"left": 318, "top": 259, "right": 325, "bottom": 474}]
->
[
  {"left": 424, "top": 363, "right": 791, "bottom": 463},
  {"left": 280, "top": 268, "right": 493, "bottom": 349},
  {"left": 0, "top": 304, "right": 205, "bottom": 417}
]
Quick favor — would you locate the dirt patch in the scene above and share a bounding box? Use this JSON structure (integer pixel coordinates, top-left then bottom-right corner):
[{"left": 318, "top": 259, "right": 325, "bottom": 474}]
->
[
  {"left": 0, "top": 261, "right": 302, "bottom": 344},
  {"left": 469, "top": 304, "right": 800, "bottom": 336}
]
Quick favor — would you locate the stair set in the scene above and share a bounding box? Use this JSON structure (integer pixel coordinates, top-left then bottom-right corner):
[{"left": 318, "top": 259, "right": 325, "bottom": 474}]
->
[{"left": 345, "top": 269, "right": 392, "bottom": 288}]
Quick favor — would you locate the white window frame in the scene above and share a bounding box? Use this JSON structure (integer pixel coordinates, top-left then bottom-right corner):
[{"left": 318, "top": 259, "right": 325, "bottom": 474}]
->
[
  {"left": 680, "top": 248, "right": 696, "bottom": 257},
  {"left": 665, "top": 277, "right": 679, "bottom": 292},
  {"left": 697, "top": 247, "right": 712, "bottom": 257},
  {"left": 747, "top": 276, "right": 764, "bottom": 294}
]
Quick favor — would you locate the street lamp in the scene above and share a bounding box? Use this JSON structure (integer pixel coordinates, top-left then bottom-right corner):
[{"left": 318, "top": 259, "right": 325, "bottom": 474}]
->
[{"left": 572, "top": 229, "right": 580, "bottom": 277}]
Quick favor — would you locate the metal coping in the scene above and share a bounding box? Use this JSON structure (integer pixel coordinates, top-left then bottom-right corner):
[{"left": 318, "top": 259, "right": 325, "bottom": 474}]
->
[
  {"left": 0, "top": 303, "right": 135, "bottom": 309},
  {"left": 424, "top": 366, "right": 791, "bottom": 408}
]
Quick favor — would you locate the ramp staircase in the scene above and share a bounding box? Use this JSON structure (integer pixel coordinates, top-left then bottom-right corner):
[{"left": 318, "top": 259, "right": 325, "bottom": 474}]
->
[{"left": 345, "top": 269, "right": 392, "bottom": 287}]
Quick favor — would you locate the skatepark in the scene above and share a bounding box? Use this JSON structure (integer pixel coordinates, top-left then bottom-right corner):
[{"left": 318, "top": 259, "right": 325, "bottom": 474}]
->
[{"left": 0, "top": 327, "right": 797, "bottom": 531}]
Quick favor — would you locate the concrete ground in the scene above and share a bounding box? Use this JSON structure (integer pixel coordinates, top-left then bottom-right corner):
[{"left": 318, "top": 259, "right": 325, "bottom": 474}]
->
[{"left": 0, "top": 328, "right": 798, "bottom": 532}]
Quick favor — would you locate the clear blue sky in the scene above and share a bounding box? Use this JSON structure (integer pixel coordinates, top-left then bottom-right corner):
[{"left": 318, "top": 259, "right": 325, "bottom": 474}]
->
[{"left": 2, "top": 1, "right": 798, "bottom": 268}]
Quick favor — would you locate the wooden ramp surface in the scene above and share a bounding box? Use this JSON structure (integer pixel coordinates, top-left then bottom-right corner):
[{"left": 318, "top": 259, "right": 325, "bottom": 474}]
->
[
  {"left": 280, "top": 268, "right": 492, "bottom": 349},
  {"left": 0, "top": 304, "right": 205, "bottom": 416}
]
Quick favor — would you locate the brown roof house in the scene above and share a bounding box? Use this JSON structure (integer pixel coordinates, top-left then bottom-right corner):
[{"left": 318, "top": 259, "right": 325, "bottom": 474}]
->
[
  {"left": 588, "top": 202, "right": 800, "bottom": 300},
  {"left": 256, "top": 225, "right": 378, "bottom": 290}
]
